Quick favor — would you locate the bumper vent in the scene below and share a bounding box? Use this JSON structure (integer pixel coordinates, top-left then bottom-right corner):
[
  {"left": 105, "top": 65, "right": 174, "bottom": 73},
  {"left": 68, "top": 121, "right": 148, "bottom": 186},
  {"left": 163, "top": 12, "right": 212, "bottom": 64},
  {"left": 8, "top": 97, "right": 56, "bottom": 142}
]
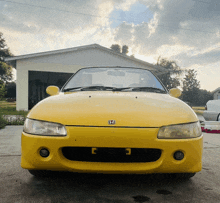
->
[{"left": 62, "top": 147, "right": 161, "bottom": 163}]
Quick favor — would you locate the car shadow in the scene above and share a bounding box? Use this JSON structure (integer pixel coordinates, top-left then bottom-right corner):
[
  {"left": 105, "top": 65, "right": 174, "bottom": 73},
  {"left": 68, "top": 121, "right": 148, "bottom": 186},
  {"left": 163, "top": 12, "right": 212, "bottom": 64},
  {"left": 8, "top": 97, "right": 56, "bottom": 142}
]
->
[
  {"left": 20, "top": 172, "right": 197, "bottom": 202},
  {"left": 31, "top": 172, "right": 191, "bottom": 187}
]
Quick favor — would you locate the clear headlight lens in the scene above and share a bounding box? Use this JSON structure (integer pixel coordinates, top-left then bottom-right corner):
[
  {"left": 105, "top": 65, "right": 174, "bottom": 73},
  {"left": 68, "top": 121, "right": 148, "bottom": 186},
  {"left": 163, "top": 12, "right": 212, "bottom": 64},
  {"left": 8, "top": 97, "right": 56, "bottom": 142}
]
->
[
  {"left": 23, "top": 118, "right": 67, "bottom": 136},
  {"left": 158, "top": 121, "right": 202, "bottom": 139}
]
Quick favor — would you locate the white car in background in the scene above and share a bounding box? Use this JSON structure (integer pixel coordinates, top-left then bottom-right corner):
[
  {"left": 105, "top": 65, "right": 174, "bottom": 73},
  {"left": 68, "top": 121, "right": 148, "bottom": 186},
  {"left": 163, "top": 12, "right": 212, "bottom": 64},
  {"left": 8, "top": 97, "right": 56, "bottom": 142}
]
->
[{"left": 203, "top": 100, "right": 220, "bottom": 121}]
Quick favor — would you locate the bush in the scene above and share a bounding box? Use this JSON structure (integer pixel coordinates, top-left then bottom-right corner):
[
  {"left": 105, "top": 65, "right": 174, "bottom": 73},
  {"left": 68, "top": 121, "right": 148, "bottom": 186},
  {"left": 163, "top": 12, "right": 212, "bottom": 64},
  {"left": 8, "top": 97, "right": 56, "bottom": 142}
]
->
[
  {"left": 6, "top": 120, "right": 25, "bottom": 125},
  {"left": 1, "top": 115, "right": 25, "bottom": 126},
  {"left": 0, "top": 115, "right": 7, "bottom": 129}
]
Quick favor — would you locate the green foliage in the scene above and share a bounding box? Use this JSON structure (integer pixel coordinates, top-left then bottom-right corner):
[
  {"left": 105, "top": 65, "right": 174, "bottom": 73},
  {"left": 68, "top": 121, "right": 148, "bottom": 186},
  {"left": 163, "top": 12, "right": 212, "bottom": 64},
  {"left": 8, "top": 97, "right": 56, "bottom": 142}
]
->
[
  {"left": 180, "top": 69, "right": 212, "bottom": 106},
  {"left": 156, "top": 58, "right": 182, "bottom": 90},
  {"left": 181, "top": 69, "right": 200, "bottom": 105},
  {"left": 122, "top": 45, "right": 129, "bottom": 54},
  {"left": 0, "top": 80, "right": 6, "bottom": 100},
  {"left": 6, "top": 120, "right": 25, "bottom": 125},
  {"left": 182, "top": 69, "right": 200, "bottom": 91},
  {"left": 0, "top": 106, "right": 28, "bottom": 117},
  {"left": 0, "top": 32, "right": 13, "bottom": 89},
  {"left": 110, "top": 44, "right": 129, "bottom": 55},
  {"left": 0, "top": 101, "right": 28, "bottom": 128},
  {"left": 0, "top": 32, "right": 12, "bottom": 62},
  {"left": 0, "top": 61, "right": 12, "bottom": 82},
  {"left": 197, "top": 89, "right": 213, "bottom": 106},
  {"left": 110, "top": 44, "right": 121, "bottom": 53},
  {"left": 0, "top": 115, "right": 7, "bottom": 129},
  {"left": 2, "top": 115, "right": 25, "bottom": 125}
]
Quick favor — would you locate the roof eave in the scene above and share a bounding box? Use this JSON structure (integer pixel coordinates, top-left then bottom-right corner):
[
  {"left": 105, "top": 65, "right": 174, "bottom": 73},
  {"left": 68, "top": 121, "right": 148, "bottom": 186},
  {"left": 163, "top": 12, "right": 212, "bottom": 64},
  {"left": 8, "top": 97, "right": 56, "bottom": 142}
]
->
[
  {"left": 212, "top": 87, "right": 220, "bottom": 94},
  {"left": 4, "top": 43, "right": 167, "bottom": 73}
]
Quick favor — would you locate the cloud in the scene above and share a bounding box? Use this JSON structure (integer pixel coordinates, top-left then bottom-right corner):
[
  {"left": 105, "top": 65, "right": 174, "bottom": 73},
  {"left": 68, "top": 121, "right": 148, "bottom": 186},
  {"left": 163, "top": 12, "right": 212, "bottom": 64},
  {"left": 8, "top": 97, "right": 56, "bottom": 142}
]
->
[
  {"left": 0, "top": 0, "right": 118, "bottom": 54},
  {"left": 1, "top": 0, "right": 220, "bottom": 90},
  {"left": 113, "top": 0, "right": 220, "bottom": 66}
]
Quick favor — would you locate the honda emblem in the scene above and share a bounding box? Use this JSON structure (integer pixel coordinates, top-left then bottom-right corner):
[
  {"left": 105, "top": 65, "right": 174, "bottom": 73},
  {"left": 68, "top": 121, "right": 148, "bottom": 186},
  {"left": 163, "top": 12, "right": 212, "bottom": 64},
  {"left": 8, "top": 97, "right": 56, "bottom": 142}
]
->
[{"left": 108, "top": 120, "right": 116, "bottom": 125}]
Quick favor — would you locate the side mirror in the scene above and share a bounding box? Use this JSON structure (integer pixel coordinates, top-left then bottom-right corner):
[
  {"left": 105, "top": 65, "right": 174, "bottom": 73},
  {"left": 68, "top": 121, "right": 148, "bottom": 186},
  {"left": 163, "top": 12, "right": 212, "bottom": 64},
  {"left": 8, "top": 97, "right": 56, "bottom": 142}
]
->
[
  {"left": 169, "top": 88, "right": 182, "bottom": 98},
  {"left": 46, "top": 86, "right": 60, "bottom": 96}
]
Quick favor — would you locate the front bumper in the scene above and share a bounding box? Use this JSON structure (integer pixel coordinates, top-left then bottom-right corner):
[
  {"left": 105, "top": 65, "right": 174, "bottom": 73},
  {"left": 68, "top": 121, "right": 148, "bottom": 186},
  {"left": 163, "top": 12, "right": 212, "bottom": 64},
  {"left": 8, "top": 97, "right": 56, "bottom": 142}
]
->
[
  {"left": 203, "top": 111, "right": 219, "bottom": 121},
  {"left": 21, "top": 126, "right": 203, "bottom": 174}
]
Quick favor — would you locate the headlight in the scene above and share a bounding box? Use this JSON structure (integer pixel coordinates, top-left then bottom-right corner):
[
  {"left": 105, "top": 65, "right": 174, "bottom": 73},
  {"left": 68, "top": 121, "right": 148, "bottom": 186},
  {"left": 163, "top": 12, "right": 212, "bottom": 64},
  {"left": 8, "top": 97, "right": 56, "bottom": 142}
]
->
[
  {"left": 158, "top": 121, "right": 202, "bottom": 139},
  {"left": 23, "top": 118, "right": 67, "bottom": 136}
]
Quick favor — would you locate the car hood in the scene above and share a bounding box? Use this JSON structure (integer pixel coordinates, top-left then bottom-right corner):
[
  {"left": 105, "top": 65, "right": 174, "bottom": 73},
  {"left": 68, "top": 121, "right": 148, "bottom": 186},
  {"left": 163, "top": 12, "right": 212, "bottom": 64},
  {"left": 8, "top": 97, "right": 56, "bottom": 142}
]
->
[{"left": 28, "top": 91, "right": 198, "bottom": 127}]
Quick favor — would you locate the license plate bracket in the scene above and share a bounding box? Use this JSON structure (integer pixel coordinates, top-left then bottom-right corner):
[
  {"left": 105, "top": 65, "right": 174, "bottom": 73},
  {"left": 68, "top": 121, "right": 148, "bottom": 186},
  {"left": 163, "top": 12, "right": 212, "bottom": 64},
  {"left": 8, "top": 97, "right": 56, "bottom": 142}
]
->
[{"left": 92, "top": 147, "right": 130, "bottom": 156}]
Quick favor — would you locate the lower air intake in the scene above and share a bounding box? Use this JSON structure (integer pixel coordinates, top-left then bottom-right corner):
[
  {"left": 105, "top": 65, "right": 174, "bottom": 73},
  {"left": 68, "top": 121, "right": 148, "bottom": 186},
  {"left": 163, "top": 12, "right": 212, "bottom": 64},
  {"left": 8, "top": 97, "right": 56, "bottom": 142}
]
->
[{"left": 62, "top": 147, "right": 161, "bottom": 163}]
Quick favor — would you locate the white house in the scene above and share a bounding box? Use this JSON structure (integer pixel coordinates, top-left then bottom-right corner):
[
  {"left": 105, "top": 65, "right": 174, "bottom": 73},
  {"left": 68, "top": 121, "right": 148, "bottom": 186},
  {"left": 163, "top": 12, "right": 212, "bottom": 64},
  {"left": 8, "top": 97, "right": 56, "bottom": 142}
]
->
[
  {"left": 5, "top": 44, "right": 166, "bottom": 111},
  {"left": 212, "top": 87, "right": 220, "bottom": 100}
]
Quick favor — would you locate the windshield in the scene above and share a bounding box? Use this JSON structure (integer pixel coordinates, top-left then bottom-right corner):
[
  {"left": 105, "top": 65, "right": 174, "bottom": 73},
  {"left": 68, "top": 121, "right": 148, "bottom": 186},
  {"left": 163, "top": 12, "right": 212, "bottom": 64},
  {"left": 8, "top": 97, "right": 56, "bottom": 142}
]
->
[{"left": 62, "top": 67, "right": 166, "bottom": 93}]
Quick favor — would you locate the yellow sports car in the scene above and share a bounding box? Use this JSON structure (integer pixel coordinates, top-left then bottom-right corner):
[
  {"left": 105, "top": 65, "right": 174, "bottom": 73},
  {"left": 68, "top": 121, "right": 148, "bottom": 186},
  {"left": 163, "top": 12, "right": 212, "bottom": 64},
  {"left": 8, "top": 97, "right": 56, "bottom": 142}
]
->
[{"left": 21, "top": 67, "right": 203, "bottom": 179}]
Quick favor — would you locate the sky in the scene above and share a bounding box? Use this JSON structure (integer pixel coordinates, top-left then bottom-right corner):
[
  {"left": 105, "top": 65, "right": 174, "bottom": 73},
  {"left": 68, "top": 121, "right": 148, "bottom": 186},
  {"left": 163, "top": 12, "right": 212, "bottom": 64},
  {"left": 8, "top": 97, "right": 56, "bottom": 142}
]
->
[{"left": 0, "top": 0, "right": 220, "bottom": 91}]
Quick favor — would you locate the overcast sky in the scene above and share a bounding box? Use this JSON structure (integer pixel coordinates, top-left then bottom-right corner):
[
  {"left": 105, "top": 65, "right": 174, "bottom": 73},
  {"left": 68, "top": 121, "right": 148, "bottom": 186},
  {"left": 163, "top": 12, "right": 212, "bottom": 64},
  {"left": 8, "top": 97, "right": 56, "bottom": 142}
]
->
[{"left": 1, "top": 0, "right": 220, "bottom": 91}]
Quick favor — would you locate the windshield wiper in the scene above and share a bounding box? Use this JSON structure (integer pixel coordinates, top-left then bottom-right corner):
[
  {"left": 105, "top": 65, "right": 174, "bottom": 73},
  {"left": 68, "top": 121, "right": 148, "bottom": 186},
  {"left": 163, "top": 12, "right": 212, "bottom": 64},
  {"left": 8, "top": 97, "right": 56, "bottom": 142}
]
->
[
  {"left": 129, "top": 87, "right": 166, "bottom": 93},
  {"left": 111, "top": 87, "right": 133, "bottom": 91},
  {"left": 63, "top": 86, "right": 116, "bottom": 92},
  {"left": 63, "top": 87, "right": 84, "bottom": 92},
  {"left": 63, "top": 86, "right": 166, "bottom": 93},
  {"left": 80, "top": 86, "right": 116, "bottom": 91}
]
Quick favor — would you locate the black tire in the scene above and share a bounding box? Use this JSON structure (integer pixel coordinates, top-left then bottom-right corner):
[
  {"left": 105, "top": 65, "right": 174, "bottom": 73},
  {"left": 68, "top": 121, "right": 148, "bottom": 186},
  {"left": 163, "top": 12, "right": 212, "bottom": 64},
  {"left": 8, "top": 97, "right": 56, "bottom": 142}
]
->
[
  {"left": 168, "top": 173, "right": 196, "bottom": 180},
  {"left": 28, "top": 170, "right": 52, "bottom": 177}
]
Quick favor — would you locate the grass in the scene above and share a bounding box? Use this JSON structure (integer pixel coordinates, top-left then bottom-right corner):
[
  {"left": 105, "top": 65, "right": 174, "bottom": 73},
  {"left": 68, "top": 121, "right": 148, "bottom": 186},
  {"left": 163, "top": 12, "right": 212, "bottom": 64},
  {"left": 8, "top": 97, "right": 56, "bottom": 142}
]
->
[
  {"left": 0, "top": 106, "right": 28, "bottom": 116},
  {"left": 0, "top": 100, "right": 29, "bottom": 129},
  {"left": 0, "top": 100, "right": 28, "bottom": 116},
  {"left": 0, "top": 116, "right": 7, "bottom": 129},
  {"left": 0, "top": 100, "right": 16, "bottom": 108}
]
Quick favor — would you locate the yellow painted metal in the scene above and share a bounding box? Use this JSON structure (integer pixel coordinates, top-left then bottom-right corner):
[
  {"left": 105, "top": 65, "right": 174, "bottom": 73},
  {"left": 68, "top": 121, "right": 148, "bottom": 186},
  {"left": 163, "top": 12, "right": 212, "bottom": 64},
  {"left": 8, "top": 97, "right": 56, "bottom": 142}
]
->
[
  {"left": 27, "top": 91, "right": 198, "bottom": 127},
  {"left": 21, "top": 127, "right": 203, "bottom": 173},
  {"left": 22, "top": 91, "right": 202, "bottom": 174},
  {"left": 46, "top": 86, "right": 60, "bottom": 96},
  {"left": 169, "top": 88, "right": 182, "bottom": 98}
]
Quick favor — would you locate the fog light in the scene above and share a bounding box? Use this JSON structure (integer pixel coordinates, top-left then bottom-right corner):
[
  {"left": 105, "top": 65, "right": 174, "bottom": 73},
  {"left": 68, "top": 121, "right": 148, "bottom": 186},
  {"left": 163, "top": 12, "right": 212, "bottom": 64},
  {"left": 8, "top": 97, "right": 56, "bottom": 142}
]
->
[
  {"left": 173, "top": 151, "right": 184, "bottom": 160},
  {"left": 40, "top": 148, "right": 50, "bottom": 157}
]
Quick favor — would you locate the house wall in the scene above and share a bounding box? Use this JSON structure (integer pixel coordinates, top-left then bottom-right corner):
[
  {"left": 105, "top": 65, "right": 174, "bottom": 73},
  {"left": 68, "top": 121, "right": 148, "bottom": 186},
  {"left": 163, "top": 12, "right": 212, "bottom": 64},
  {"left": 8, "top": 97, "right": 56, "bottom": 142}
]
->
[
  {"left": 16, "top": 48, "right": 153, "bottom": 111},
  {"left": 213, "top": 91, "right": 220, "bottom": 100}
]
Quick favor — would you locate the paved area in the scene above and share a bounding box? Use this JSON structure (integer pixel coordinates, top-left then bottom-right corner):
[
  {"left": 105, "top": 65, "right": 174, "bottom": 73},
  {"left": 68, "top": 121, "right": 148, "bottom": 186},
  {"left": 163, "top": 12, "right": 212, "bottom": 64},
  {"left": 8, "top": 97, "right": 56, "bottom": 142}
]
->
[
  {"left": 0, "top": 126, "right": 220, "bottom": 203},
  {"left": 197, "top": 114, "right": 206, "bottom": 122}
]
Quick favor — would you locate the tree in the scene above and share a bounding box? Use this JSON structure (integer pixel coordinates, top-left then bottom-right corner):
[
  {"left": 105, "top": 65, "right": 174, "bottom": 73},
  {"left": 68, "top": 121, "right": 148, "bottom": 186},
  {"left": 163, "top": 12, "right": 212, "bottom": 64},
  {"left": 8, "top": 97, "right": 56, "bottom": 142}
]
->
[
  {"left": 110, "top": 44, "right": 129, "bottom": 55},
  {"left": 0, "top": 61, "right": 12, "bottom": 82},
  {"left": 0, "top": 32, "right": 13, "bottom": 82},
  {"left": 197, "top": 89, "right": 213, "bottom": 106},
  {"left": 0, "top": 80, "right": 6, "bottom": 100},
  {"left": 0, "top": 32, "right": 13, "bottom": 100},
  {"left": 122, "top": 45, "right": 129, "bottom": 54},
  {"left": 110, "top": 44, "right": 121, "bottom": 53},
  {"left": 181, "top": 69, "right": 200, "bottom": 105},
  {"left": 156, "top": 57, "right": 182, "bottom": 90},
  {"left": 0, "top": 32, "right": 11, "bottom": 61}
]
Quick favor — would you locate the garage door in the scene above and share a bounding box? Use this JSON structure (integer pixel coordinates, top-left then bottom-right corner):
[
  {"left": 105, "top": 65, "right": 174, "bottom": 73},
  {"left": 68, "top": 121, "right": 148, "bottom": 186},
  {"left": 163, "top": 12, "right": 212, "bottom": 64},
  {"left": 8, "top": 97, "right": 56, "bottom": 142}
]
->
[{"left": 28, "top": 70, "right": 73, "bottom": 109}]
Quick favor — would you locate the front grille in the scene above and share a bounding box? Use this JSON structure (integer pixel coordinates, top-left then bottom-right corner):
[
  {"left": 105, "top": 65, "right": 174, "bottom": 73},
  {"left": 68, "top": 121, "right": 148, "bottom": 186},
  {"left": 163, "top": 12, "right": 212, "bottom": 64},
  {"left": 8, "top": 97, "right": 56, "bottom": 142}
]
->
[{"left": 62, "top": 147, "right": 161, "bottom": 163}]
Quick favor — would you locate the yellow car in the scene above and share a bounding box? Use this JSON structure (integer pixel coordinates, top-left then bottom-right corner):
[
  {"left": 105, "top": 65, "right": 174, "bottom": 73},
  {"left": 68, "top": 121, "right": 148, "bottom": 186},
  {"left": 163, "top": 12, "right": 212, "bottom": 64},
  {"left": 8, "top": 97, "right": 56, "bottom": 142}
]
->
[{"left": 21, "top": 67, "right": 203, "bottom": 179}]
